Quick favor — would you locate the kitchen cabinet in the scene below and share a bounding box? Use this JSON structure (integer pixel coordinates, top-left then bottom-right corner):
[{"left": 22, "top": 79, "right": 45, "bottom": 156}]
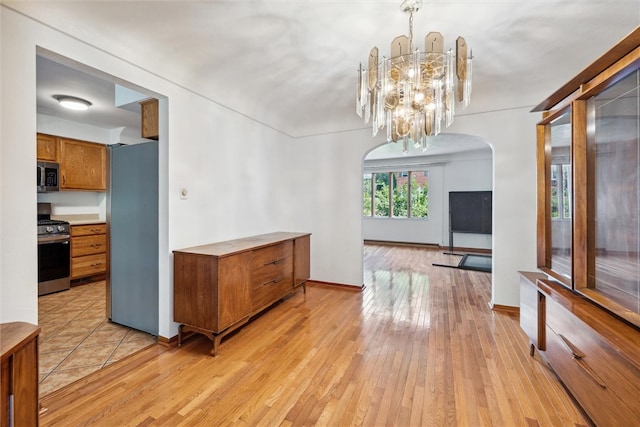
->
[
  {"left": 59, "top": 138, "right": 106, "bottom": 191},
  {"left": 140, "top": 98, "right": 159, "bottom": 140},
  {"left": 1, "top": 322, "right": 40, "bottom": 427},
  {"left": 173, "top": 232, "right": 311, "bottom": 356},
  {"left": 36, "top": 133, "right": 58, "bottom": 162},
  {"left": 71, "top": 223, "right": 107, "bottom": 280}
]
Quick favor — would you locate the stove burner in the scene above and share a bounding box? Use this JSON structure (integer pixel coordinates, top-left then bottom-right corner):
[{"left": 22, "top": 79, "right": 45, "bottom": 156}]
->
[{"left": 37, "top": 219, "right": 70, "bottom": 236}]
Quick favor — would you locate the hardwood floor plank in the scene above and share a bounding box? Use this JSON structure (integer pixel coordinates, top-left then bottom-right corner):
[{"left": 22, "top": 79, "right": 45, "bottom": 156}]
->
[{"left": 39, "top": 245, "right": 589, "bottom": 426}]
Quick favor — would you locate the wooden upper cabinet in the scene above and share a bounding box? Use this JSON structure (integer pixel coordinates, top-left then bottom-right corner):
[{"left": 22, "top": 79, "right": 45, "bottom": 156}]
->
[
  {"left": 37, "top": 133, "right": 58, "bottom": 162},
  {"left": 59, "top": 138, "right": 107, "bottom": 191},
  {"left": 140, "top": 98, "right": 159, "bottom": 140}
]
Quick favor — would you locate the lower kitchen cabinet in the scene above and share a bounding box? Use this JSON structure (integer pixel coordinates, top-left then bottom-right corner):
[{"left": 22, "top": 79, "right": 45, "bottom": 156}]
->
[
  {"left": 1, "top": 322, "right": 40, "bottom": 427},
  {"left": 173, "top": 232, "right": 311, "bottom": 356},
  {"left": 71, "top": 223, "right": 107, "bottom": 280}
]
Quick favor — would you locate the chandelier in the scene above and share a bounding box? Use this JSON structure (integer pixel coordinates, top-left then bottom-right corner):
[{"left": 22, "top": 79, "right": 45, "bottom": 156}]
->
[{"left": 356, "top": 0, "right": 472, "bottom": 152}]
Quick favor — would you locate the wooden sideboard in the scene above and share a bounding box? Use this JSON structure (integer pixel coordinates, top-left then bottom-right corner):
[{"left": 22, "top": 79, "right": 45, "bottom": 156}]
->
[
  {"left": 1, "top": 322, "right": 41, "bottom": 426},
  {"left": 520, "top": 272, "right": 640, "bottom": 426},
  {"left": 173, "top": 232, "right": 311, "bottom": 356}
]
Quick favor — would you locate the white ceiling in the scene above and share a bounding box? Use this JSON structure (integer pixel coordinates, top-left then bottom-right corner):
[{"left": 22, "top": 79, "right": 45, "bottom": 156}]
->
[{"left": 8, "top": 1, "right": 640, "bottom": 148}]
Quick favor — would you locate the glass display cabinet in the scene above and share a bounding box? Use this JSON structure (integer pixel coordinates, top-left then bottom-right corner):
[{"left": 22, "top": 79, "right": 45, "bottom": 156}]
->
[
  {"left": 523, "top": 27, "right": 640, "bottom": 427},
  {"left": 536, "top": 36, "right": 640, "bottom": 328}
]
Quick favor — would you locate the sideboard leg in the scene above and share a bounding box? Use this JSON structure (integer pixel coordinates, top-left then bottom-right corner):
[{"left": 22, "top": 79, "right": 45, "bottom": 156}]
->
[
  {"left": 210, "top": 335, "right": 222, "bottom": 357},
  {"left": 529, "top": 343, "right": 535, "bottom": 357},
  {"left": 178, "top": 324, "right": 184, "bottom": 347}
]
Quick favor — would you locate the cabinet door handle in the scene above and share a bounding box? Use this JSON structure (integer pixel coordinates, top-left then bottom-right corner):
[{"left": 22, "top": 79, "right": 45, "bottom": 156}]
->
[
  {"left": 90, "top": 262, "right": 103, "bottom": 267},
  {"left": 90, "top": 243, "right": 102, "bottom": 248},
  {"left": 265, "top": 258, "right": 285, "bottom": 266},
  {"left": 558, "top": 334, "right": 585, "bottom": 359},
  {"left": 558, "top": 334, "right": 607, "bottom": 388}
]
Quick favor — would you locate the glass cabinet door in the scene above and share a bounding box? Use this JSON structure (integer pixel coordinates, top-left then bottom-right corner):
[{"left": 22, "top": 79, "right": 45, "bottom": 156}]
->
[
  {"left": 539, "top": 108, "right": 573, "bottom": 283},
  {"left": 583, "top": 69, "right": 640, "bottom": 318}
]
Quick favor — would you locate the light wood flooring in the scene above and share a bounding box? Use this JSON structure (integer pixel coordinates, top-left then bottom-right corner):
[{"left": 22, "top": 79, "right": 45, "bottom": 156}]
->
[{"left": 39, "top": 245, "right": 589, "bottom": 426}]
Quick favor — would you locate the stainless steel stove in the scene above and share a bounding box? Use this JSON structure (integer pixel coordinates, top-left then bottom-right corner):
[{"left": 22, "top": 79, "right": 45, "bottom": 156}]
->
[{"left": 37, "top": 203, "right": 71, "bottom": 295}]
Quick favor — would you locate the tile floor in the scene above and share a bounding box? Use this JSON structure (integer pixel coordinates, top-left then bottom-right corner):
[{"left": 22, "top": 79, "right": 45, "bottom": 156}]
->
[{"left": 38, "top": 280, "right": 156, "bottom": 397}]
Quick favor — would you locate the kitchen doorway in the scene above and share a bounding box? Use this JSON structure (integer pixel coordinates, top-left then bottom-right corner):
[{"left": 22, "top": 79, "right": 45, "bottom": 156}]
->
[{"left": 36, "top": 50, "right": 164, "bottom": 396}]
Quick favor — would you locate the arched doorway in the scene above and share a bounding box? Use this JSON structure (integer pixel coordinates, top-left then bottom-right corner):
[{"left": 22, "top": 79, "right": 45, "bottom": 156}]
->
[{"left": 361, "top": 133, "right": 494, "bottom": 277}]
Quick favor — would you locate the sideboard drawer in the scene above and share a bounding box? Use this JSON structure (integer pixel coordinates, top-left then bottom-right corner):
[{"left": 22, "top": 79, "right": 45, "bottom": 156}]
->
[
  {"left": 252, "top": 241, "right": 292, "bottom": 270},
  {"left": 252, "top": 275, "right": 293, "bottom": 310},
  {"left": 252, "top": 257, "right": 292, "bottom": 289}
]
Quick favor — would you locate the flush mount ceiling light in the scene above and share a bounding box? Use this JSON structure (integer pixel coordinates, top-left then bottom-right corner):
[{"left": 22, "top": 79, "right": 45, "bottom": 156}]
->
[
  {"left": 53, "top": 95, "right": 92, "bottom": 111},
  {"left": 356, "top": 0, "right": 473, "bottom": 153}
]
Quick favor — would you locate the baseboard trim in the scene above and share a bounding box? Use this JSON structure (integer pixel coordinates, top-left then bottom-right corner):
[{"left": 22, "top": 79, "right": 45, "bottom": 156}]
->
[
  {"left": 364, "top": 240, "right": 492, "bottom": 254},
  {"left": 307, "top": 280, "right": 364, "bottom": 292},
  {"left": 490, "top": 303, "right": 520, "bottom": 315},
  {"left": 364, "top": 240, "right": 440, "bottom": 249},
  {"left": 157, "top": 334, "right": 179, "bottom": 347}
]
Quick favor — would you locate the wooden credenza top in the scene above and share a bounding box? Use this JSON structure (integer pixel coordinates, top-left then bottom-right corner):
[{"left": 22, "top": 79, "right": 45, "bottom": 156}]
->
[
  {"left": 173, "top": 232, "right": 311, "bottom": 258},
  {"left": 1, "top": 322, "right": 40, "bottom": 359}
]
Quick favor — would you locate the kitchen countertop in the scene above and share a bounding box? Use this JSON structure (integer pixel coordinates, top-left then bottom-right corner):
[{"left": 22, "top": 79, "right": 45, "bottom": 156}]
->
[{"left": 51, "top": 214, "right": 105, "bottom": 226}]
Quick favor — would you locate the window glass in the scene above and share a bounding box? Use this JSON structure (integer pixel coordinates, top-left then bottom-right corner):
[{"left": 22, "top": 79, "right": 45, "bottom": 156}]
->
[
  {"left": 374, "top": 173, "right": 390, "bottom": 217},
  {"left": 410, "top": 172, "right": 429, "bottom": 218},
  {"left": 391, "top": 172, "right": 408, "bottom": 218},
  {"left": 363, "top": 173, "right": 373, "bottom": 217}
]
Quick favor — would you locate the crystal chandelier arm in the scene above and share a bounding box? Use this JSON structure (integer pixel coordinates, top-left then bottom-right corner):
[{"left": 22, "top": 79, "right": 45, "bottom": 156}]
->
[{"left": 456, "top": 37, "right": 468, "bottom": 103}]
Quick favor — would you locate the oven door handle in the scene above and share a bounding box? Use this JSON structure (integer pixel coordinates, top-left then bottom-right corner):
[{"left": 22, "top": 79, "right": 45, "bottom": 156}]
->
[{"left": 38, "top": 235, "right": 71, "bottom": 245}]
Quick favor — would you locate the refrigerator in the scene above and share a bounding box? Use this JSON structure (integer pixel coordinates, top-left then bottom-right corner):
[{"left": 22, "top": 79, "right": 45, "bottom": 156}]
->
[{"left": 107, "top": 141, "right": 159, "bottom": 335}]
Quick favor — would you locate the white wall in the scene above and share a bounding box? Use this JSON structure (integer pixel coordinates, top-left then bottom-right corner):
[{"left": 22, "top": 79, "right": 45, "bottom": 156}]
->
[
  {"left": 0, "top": 8, "right": 298, "bottom": 339},
  {"left": 449, "top": 108, "right": 539, "bottom": 307},
  {"left": 362, "top": 149, "right": 492, "bottom": 249},
  {"left": 291, "top": 106, "right": 538, "bottom": 307}
]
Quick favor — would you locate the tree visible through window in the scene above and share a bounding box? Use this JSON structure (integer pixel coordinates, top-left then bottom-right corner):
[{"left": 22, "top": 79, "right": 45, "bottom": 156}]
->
[
  {"left": 363, "top": 171, "right": 429, "bottom": 219},
  {"left": 551, "top": 163, "right": 571, "bottom": 220}
]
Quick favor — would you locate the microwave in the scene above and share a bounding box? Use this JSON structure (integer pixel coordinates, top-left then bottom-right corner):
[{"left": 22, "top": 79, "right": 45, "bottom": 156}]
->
[{"left": 37, "top": 161, "right": 60, "bottom": 192}]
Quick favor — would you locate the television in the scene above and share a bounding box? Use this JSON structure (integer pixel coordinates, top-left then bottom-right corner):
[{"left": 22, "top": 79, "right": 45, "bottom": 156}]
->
[{"left": 449, "top": 191, "right": 492, "bottom": 235}]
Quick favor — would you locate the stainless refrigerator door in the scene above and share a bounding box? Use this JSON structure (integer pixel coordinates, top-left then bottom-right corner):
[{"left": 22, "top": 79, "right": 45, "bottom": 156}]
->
[{"left": 108, "top": 142, "right": 159, "bottom": 335}]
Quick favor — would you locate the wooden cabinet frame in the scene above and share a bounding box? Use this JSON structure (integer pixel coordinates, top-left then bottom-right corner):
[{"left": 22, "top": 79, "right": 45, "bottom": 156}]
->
[{"left": 534, "top": 28, "right": 640, "bottom": 328}]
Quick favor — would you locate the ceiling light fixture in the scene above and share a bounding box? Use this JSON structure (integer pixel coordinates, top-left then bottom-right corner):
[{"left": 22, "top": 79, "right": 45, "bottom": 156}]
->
[
  {"left": 356, "top": 0, "right": 472, "bottom": 153},
  {"left": 54, "top": 95, "right": 92, "bottom": 111}
]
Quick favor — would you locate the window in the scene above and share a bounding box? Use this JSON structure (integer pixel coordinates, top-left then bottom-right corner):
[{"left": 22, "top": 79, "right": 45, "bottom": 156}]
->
[{"left": 363, "top": 171, "right": 429, "bottom": 218}]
